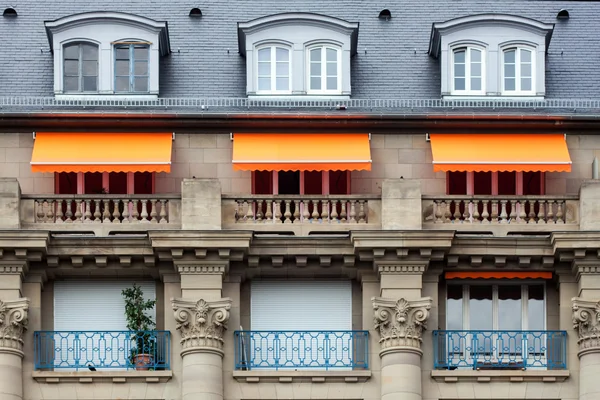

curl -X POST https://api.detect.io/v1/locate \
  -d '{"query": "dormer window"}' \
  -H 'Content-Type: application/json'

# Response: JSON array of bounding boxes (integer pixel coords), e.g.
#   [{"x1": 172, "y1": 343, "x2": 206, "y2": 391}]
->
[
  {"x1": 114, "y1": 43, "x2": 150, "y2": 93},
  {"x1": 256, "y1": 45, "x2": 291, "y2": 94},
  {"x1": 502, "y1": 46, "x2": 534, "y2": 95},
  {"x1": 63, "y1": 42, "x2": 98, "y2": 93},
  {"x1": 308, "y1": 45, "x2": 341, "y2": 94},
  {"x1": 452, "y1": 46, "x2": 484, "y2": 94}
]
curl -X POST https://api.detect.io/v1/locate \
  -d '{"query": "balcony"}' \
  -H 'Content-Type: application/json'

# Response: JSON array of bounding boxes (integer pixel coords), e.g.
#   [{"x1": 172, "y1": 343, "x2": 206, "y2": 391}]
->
[{"x1": 432, "y1": 330, "x2": 567, "y2": 371}]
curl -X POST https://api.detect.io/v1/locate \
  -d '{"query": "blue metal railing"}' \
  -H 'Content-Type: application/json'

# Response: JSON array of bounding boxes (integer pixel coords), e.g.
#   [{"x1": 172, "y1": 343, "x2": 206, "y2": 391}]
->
[
  {"x1": 234, "y1": 330, "x2": 369, "y2": 370},
  {"x1": 34, "y1": 330, "x2": 171, "y2": 370},
  {"x1": 433, "y1": 330, "x2": 567, "y2": 370}
]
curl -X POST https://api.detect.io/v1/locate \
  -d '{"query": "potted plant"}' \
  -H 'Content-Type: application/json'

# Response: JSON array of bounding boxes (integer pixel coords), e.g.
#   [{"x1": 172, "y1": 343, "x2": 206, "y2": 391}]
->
[{"x1": 122, "y1": 284, "x2": 157, "y2": 370}]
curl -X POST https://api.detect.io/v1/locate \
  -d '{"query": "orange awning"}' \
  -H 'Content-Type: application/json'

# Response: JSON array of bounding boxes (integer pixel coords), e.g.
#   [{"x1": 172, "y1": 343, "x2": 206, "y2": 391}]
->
[
  {"x1": 232, "y1": 133, "x2": 371, "y2": 171},
  {"x1": 31, "y1": 132, "x2": 173, "y2": 173},
  {"x1": 445, "y1": 271, "x2": 552, "y2": 280},
  {"x1": 430, "y1": 134, "x2": 571, "y2": 172}
]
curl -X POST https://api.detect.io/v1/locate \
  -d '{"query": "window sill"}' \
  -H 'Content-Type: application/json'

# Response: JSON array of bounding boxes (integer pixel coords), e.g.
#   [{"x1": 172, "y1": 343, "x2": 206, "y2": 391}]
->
[
  {"x1": 247, "y1": 95, "x2": 351, "y2": 101},
  {"x1": 233, "y1": 370, "x2": 371, "y2": 383},
  {"x1": 32, "y1": 370, "x2": 172, "y2": 384},
  {"x1": 431, "y1": 369, "x2": 569, "y2": 383},
  {"x1": 442, "y1": 95, "x2": 545, "y2": 101}
]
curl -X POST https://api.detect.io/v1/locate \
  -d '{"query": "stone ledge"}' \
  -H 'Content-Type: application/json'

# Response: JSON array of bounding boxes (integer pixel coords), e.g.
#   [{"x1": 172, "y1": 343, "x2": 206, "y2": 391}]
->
[
  {"x1": 431, "y1": 369, "x2": 569, "y2": 383},
  {"x1": 32, "y1": 370, "x2": 172, "y2": 384},
  {"x1": 232, "y1": 370, "x2": 371, "y2": 383}
]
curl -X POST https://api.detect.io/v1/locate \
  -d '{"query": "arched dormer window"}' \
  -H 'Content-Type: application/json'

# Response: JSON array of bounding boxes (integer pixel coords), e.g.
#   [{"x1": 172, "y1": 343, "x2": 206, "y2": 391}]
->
[
  {"x1": 256, "y1": 45, "x2": 291, "y2": 94},
  {"x1": 307, "y1": 45, "x2": 341, "y2": 95},
  {"x1": 63, "y1": 42, "x2": 98, "y2": 92},
  {"x1": 451, "y1": 46, "x2": 484, "y2": 95},
  {"x1": 502, "y1": 46, "x2": 535, "y2": 95}
]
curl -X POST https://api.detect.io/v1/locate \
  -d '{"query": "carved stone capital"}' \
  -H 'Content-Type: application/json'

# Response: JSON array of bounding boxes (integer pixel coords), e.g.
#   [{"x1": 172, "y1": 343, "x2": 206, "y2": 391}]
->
[
  {"x1": 572, "y1": 297, "x2": 600, "y2": 357},
  {"x1": 372, "y1": 296, "x2": 432, "y2": 357},
  {"x1": 0, "y1": 298, "x2": 29, "y2": 357},
  {"x1": 171, "y1": 297, "x2": 231, "y2": 357}
]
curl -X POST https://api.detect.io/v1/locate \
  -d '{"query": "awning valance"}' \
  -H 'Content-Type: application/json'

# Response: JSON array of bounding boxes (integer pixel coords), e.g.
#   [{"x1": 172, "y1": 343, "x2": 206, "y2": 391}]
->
[
  {"x1": 31, "y1": 132, "x2": 173, "y2": 173},
  {"x1": 232, "y1": 133, "x2": 371, "y2": 171},
  {"x1": 430, "y1": 134, "x2": 572, "y2": 173},
  {"x1": 445, "y1": 271, "x2": 553, "y2": 280}
]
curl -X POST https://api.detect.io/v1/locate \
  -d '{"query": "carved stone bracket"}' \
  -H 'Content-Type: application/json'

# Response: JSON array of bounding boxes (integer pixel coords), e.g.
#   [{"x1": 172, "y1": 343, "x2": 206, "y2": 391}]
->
[
  {"x1": 0, "y1": 298, "x2": 29, "y2": 357},
  {"x1": 171, "y1": 297, "x2": 232, "y2": 357},
  {"x1": 572, "y1": 297, "x2": 600, "y2": 357},
  {"x1": 372, "y1": 296, "x2": 432, "y2": 357}
]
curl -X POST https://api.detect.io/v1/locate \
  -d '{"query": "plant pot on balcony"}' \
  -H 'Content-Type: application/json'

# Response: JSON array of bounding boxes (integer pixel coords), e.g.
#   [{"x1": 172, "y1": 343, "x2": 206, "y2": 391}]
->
[{"x1": 133, "y1": 353, "x2": 154, "y2": 371}]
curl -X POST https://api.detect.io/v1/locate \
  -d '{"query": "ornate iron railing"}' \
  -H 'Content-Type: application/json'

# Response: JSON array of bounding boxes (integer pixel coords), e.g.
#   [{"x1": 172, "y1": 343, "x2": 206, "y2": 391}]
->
[
  {"x1": 34, "y1": 330, "x2": 171, "y2": 370},
  {"x1": 433, "y1": 330, "x2": 567, "y2": 370},
  {"x1": 234, "y1": 330, "x2": 369, "y2": 370}
]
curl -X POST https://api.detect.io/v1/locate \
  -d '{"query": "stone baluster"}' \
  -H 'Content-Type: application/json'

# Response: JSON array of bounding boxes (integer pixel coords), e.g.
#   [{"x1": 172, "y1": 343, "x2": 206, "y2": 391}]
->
[
  {"x1": 55, "y1": 200, "x2": 64, "y2": 224},
  {"x1": 517, "y1": 200, "x2": 527, "y2": 223},
  {"x1": 322, "y1": 200, "x2": 330, "y2": 223},
  {"x1": 472, "y1": 200, "x2": 480, "y2": 223},
  {"x1": 112, "y1": 199, "x2": 122, "y2": 223},
  {"x1": 36, "y1": 200, "x2": 45, "y2": 223},
  {"x1": 463, "y1": 200, "x2": 472, "y2": 223},
  {"x1": 556, "y1": 200, "x2": 565, "y2": 224},
  {"x1": 480, "y1": 200, "x2": 490, "y2": 223},
  {"x1": 254, "y1": 199, "x2": 263, "y2": 222},
  {"x1": 527, "y1": 200, "x2": 537, "y2": 224},
  {"x1": 150, "y1": 199, "x2": 158, "y2": 223},
  {"x1": 546, "y1": 200, "x2": 555, "y2": 224},
  {"x1": 140, "y1": 199, "x2": 150, "y2": 223},
  {"x1": 442, "y1": 201, "x2": 451, "y2": 223},
  {"x1": 490, "y1": 200, "x2": 499, "y2": 223},
  {"x1": 311, "y1": 200, "x2": 320, "y2": 221},
  {"x1": 537, "y1": 200, "x2": 547, "y2": 224},
  {"x1": 292, "y1": 200, "x2": 300, "y2": 223},
  {"x1": 349, "y1": 200, "x2": 357, "y2": 223},
  {"x1": 45, "y1": 199, "x2": 55, "y2": 223},
  {"x1": 244, "y1": 200, "x2": 254, "y2": 223},
  {"x1": 330, "y1": 200, "x2": 339, "y2": 222},
  {"x1": 74, "y1": 199, "x2": 83, "y2": 223},
  {"x1": 235, "y1": 200, "x2": 243, "y2": 222},
  {"x1": 509, "y1": 200, "x2": 517, "y2": 223},
  {"x1": 274, "y1": 200, "x2": 282, "y2": 223},
  {"x1": 358, "y1": 200, "x2": 366, "y2": 223},
  {"x1": 83, "y1": 200, "x2": 92, "y2": 222},
  {"x1": 159, "y1": 200, "x2": 168, "y2": 223},
  {"x1": 340, "y1": 200, "x2": 347, "y2": 222},
  {"x1": 93, "y1": 199, "x2": 101, "y2": 222},
  {"x1": 131, "y1": 200, "x2": 140, "y2": 222},
  {"x1": 121, "y1": 200, "x2": 130, "y2": 224},
  {"x1": 283, "y1": 200, "x2": 292, "y2": 223},
  {"x1": 102, "y1": 199, "x2": 111, "y2": 223},
  {"x1": 434, "y1": 200, "x2": 443, "y2": 223},
  {"x1": 264, "y1": 199, "x2": 273, "y2": 223},
  {"x1": 499, "y1": 200, "x2": 508, "y2": 223},
  {"x1": 452, "y1": 200, "x2": 462, "y2": 222},
  {"x1": 64, "y1": 200, "x2": 73, "y2": 223}
]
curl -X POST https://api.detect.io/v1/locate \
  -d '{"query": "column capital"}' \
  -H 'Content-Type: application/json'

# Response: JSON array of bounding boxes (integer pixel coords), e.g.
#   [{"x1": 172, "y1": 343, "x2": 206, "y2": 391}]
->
[
  {"x1": 572, "y1": 297, "x2": 600, "y2": 357},
  {"x1": 0, "y1": 298, "x2": 29, "y2": 357},
  {"x1": 171, "y1": 297, "x2": 231, "y2": 357},
  {"x1": 372, "y1": 296, "x2": 432, "y2": 357}
]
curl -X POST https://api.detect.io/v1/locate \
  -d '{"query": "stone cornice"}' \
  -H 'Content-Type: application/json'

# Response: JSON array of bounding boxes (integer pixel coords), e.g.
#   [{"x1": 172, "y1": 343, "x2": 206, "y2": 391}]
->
[
  {"x1": 351, "y1": 231, "x2": 455, "y2": 251},
  {"x1": 372, "y1": 296, "x2": 432, "y2": 357},
  {"x1": 0, "y1": 265, "x2": 26, "y2": 275},
  {"x1": 572, "y1": 297, "x2": 600, "y2": 357},
  {"x1": 0, "y1": 298, "x2": 29, "y2": 357}
]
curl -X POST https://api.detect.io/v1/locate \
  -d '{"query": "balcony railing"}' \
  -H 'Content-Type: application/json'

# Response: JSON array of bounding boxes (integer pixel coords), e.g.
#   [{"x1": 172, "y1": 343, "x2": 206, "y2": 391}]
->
[
  {"x1": 234, "y1": 330, "x2": 369, "y2": 370},
  {"x1": 34, "y1": 330, "x2": 171, "y2": 371},
  {"x1": 433, "y1": 330, "x2": 567, "y2": 370}
]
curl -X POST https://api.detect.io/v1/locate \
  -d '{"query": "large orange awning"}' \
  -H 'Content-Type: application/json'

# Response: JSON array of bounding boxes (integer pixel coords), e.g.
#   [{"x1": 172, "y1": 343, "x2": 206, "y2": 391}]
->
[
  {"x1": 430, "y1": 134, "x2": 572, "y2": 172},
  {"x1": 31, "y1": 132, "x2": 173, "y2": 173},
  {"x1": 232, "y1": 133, "x2": 371, "y2": 171},
  {"x1": 445, "y1": 271, "x2": 552, "y2": 280}
]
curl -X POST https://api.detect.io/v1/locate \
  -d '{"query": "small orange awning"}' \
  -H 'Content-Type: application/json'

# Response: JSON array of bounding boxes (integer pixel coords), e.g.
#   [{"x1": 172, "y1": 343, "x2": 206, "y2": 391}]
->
[
  {"x1": 31, "y1": 132, "x2": 173, "y2": 173},
  {"x1": 232, "y1": 133, "x2": 371, "y2": 171},
  {"x1": 445, "y1": 271, "x2": 552, "y2": 280},
  {"x1": 430, "y1": 134, "x2": 571, "y2": 172}
]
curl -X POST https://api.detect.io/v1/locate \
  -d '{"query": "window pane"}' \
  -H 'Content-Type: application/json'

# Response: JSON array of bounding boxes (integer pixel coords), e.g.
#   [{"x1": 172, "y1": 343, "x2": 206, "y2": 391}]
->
[
  {"x1": 505, "y1": 49, "x2": 516, "y2": 64},
  {"x1": 521, "y1": 77, "x2": 532, "y2": 91},
  {"x1": 276, "y1": 62, "x2": 288, "y2": 76},
  {"x1": 326, "y1": 62, "x2": 337, "y2": 76},
  {"x1": 310, "y1": 62, "x2": 321, "y2": 76},
  {"x1": 310, "y1": 48, "x2": 321, "y2": 62},
  {"x1": 275, "y1": 77, "x2": 289, "y2": 91},
  {"x1": 505, "y1": 78, "x2": 516, "y2": 91},
  {"x1": 310, "y1": 76, "x2": 321, "y2": 90},
  {"x1": 520, "y1": 49, "x2": 532, "y2": 63},
  {"x1": 134, "y1": 46, "x2": 148, "y2": 60},
  {"x1": 82, "y1": 76, "x2": 97, "y2": 91},
  {"x1": 134, "y1": 61, "x2": 148, "y2": 75},
  {"x1": 470, "y1": 77, "x2": 481, "y2": 91},
  {"x1": 454, "y1": 77, "x2": 465, "y2": 91},
  {"x1": 470, "y1": 49, "x2": 481, "y2": 62},
  {"x1": 257, "y1": 77, "x2": 270, "y2": 91},
  {"x1": 134, "y1": 77, "x2": 148, "y2": 92},
  {"x1": 257, "y1": 62, "x2": 270, "y2": 76},
  {"x1": 504, "y1": 64, "x2": 516, "y2": 78},
  {"x1": 258, "y1": 48, "x2": 270, "y2": 62},
  {"x1": 64, "y1": 60, "x2": 79, "y2": 76},
  {"x1": 115, "y1": 47, "x2": 130, "y2": 60},
  {"x1": 471, "y1": 62, "x2": 481, "y2": 77},
  {"x1": 326, "y1": 48, "x2": 337, "y2": 62},
  {"x1": 469, "y1": 286, "x2": 492, "y2": 330},
  {"x1": 115, "y1": 76, "x2": 129, "y2": 92},
  {"x1": 63, "y1": 45, "x2": 79, "y2": 59},
  {"x1": 454, "y1": 49, "x2": 465, "y2": 64},
  {"x1": 116, "y1": 60, "x2": 129, "y2": 76},
  {"x1": 83, "y1": 60, "x2": 97, "y2": 76},
  {"x1": 63, "y1": 76, "x2": 79, "y2": 91},
  {"x1": 528, "y1": 285, "x2": 545, "y2": 330},
  {"x1": 454, "y1": 63, "x2": 465, "y2": 78},
  {"x1": 275, "y1": 47, "x2": 288, "y2": 62},
  {"x1": 326, "y1": 76, "x2": 337, "y2": 90},
  {"x1": 82, "y1": 45, "x2": 98, "y2": 61},
  {"x1": 446, "y1": 285, "x2": 463, "y2": 330},
  {"x1": 521, "y1": 63, "x2": 532, "y2": 78},
  {"x1": 498, "y1": 285, "x2": 522, "y2": 330}
]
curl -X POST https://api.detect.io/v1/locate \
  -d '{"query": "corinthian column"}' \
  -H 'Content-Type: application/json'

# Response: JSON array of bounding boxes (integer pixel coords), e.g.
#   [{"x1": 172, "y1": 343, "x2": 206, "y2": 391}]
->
[
  {"x1": 373, "y1": 296, "x2": 432, "y2": 400},
  {"x1": 0, "y1": 298, "x2": 29, "y2": 400},
  {"x1": 172, "y1": 297, "x2": 231, "y2": 400},
  {"x1": 572, "y1": 297, "x2": 600, "y2": 400}
]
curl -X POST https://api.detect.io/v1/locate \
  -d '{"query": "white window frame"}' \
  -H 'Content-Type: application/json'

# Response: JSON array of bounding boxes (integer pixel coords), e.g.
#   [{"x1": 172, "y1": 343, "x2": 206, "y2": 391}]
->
[
  {"x1": 255, "y1": 45, "x2": 292, "y2": 95},
  {"x1": 501, "y1": 46, "x2": 536, "y2": 95},
  {"x1": 451, "y1": 45, "x2": 485, "y2": 95},
  {"x1": 62, "y1": 41, "x2": 100, "y2": 93},
  {"x1": 306, "y1": 45, "x2": 342, "y2": 95}
]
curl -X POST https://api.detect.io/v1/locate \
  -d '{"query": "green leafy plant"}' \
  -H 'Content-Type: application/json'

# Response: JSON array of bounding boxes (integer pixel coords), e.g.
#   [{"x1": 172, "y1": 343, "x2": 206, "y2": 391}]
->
[{"x1": 122, "y1": 284, "x2": 157, "y2": 366}]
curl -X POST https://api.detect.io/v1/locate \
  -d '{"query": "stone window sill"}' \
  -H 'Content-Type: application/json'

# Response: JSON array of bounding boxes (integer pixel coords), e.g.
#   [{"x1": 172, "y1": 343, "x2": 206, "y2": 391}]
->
[
  {"x1": 431, "y1": 369, "x2": 569, "y2": 383},
  {"x1": 32, "y1": 370, "x2": 172, "y2": 384},
  {"x1": 233, "y1": 370, "x2": 371, "y2": 383}
]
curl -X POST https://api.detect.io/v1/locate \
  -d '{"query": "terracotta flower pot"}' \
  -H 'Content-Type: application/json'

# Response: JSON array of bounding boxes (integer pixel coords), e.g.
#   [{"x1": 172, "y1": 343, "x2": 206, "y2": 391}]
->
[{"x1": 133, "y1": 354, "x2": 153, "y2": 371}]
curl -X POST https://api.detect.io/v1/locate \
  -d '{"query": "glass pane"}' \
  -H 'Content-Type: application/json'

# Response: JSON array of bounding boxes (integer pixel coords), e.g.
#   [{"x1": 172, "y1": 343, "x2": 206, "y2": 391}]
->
[
  {"x1": 471, "y1": 62, "x2": 481, "y2": 77},
  {"x1": 326, "y1": 48, "x2": 337, "y2": 62},
  {"x1": 454, "y1": 63, "x2": 465, "y2": 78},
  {"x1": 504, "y1": 64, "x2": 516, "y2": 78},
  {"x1": 258, "y1": 62, "x2": 270, "y2": 76},
  {"x1": 326, "y1": 76, "x2": 337, "y2": 90},
  {"x1": 115, "y1": 47, "x2": 130, "y2": 60},
  {"x1": 275, "y1": 47, "x2": 288, "y2": 62},
  {"x1": 504, "y1": 49, "x2": 516, "y2": 64},
  {"x1": 469, "y1": 286, "x2": 492, "y2": 330},
  {"x1": 115, "y1": 76, "x2": 129, "y2": 92},
  {"x1": 470, "y1": 49, "x2": 481, "y2": 62},
  {"x1": 326, "y1": 62, "x2": 337, "y2": 76},
  {"x1": 454, "y1": 49, "x2": 465, "y2": 64},
  {"x1": 276, "y1": 77, "x2": 289, "y2": 91},
  {"x1": 498, "y1": 285, "x2": 522, "y2": 330},
  {"x1": 520, "y1": 49, "x2": 532, "y2": 63},
  {"x1": 257, "y1": 77, "x2": 270, "y2": 91},
  {"x1": 446, "y1": 285, "x2": 463, "y2": 330},
  {"x1": 471, "y1": 77, "x2": 481, "y2": 91},
  {"x1": 310, "y1": 76, "x2": 321, "y2": 90},
  {"x1": 134, "y1": 46, "x2": 148, "y2": 60},
  {"x1": 83, "y1": 60, "x2": 97, "y2": 76},
  {"x1": 310, "y1": 48, "x2": 321, "y2": 62},
  {"x1": 454, "y1": 77, "x2": 465, "y2": 91},
  {"x1": 83, "y1": 76, "x2": 97, "y2": 91},
  {"x1": 258, "y1": 48, "x2": 270, "y2": 62},
  {"x1": 528, "y1": 285, "x2": 545, "y2": 330},
  {"x1": 64, "y1": 60, "x2": 79, "y2": 76},
  {"x1": 82, "y1": 45, "x2": 98, "y2": 61},
  {"x1": 63, "y1": 45, "x2": 79, "y2": 60},
  {"x1": 134, "y1": 77, "x2": 148, "y2": 92},
  {"x1": 134, "y1": 61, "x2": 148, "y2": 75},
  {"x1": 521, "y1": 77, "x2": 532, "y2": 91},
  {"x1": 505, "y1": 78, "x2": 516, "y2": 91},
  {"x1": 310, "y1": 62, "x2": 321, "y2": 77},
  {"x1": 63, "y1": 76, "x2": 79, "y2": 91},
  {"x1": 521, "y1": 63, "x2": 532, "y2": 78},
  {"x1": 276, "y1": 62, "x2": 288, "y2": 76},
  {"x1": 115, "y1": 60, "x2": 129, "y2": 76}
]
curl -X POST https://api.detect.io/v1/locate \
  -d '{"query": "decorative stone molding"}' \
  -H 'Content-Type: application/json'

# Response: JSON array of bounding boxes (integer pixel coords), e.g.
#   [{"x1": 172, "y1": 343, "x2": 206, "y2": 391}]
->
[
  {"x1": 377, "y1": 264, "x2": 427, "y2": 274},
  {"x1": 372, "y1": 296, "x2": 432, "y2": 356},
  {"x1": 0, "y1": 298, "x2": 29, "y2": 357},
  {"x1": 172, "y1": 297, "x2": 232, "y2": 357},
  {"x1": 572, "y1": 297, "x2": 600, "y2": 356},
  {"x1": 0, "y1": 265, "x2": 26, "y2": 275},
  {"x1": 177, "y1": 265, "x2": 226, "y2": 275}
]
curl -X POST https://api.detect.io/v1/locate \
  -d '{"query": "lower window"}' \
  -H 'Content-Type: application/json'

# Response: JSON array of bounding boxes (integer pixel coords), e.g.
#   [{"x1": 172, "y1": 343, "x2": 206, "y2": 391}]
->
[{"x1": 55, "y1": 171, "x2": 154, "y2": 194}]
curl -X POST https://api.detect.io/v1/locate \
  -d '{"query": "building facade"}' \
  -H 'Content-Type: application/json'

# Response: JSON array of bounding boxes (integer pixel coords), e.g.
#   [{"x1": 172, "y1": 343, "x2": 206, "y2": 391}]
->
[{"x1": 0, "y1": 2, "x2": 599, "y2": 400}]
